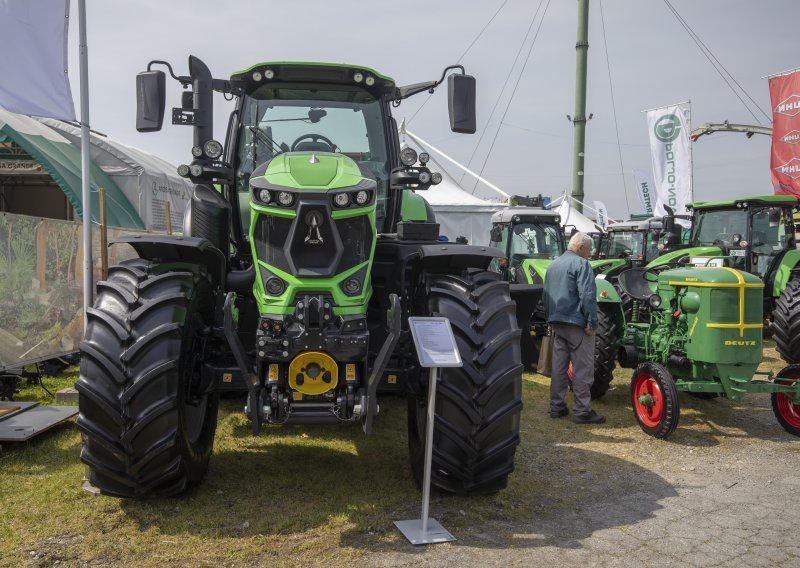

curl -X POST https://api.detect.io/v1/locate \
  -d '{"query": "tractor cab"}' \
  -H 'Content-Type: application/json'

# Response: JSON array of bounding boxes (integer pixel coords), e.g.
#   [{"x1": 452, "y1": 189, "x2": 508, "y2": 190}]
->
[
  {"x1": 688, "y1": 196, "x2": 797, "y2": 278},
  {"x1": 489, "y1": 195, "x2": 564, "y2": 284}
]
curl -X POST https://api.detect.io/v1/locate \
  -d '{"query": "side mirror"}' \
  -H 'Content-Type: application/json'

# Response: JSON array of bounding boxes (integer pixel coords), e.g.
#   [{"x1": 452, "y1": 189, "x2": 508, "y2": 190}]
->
[
  {"x1": 448, "y1": 74, "x2": 476, "y2": 134},
  {"x1": 490, "y1": 225, "x2": 503, "y2": 243},
  {"x1": 136, "y1": 70, "x2": 166, "y2": 132}
]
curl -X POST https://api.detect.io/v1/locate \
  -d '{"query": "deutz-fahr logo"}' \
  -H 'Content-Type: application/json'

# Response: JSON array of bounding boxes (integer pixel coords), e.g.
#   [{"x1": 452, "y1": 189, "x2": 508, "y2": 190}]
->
[
  {"x1": 724, "y1": 340, "x2": 756, "y2": 346},
  {"x1": 774, "y1": 157, "x2": 800, "y2": 180},
  {"x1": 780, "y1": 130, "x2": 800, "y2": 145},
  {"x1": 654, "y1": 114, "x2": 682, "y2": 143},
  {"x1": 775, "y1": 94, "x2": 800, "y2": 117}
]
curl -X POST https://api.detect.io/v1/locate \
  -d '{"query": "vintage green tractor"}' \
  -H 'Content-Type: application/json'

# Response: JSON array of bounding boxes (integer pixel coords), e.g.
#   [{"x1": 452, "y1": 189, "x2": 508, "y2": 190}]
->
[
  {"x1": 488, "y1": 197, "x2": 624, "y2": 398},
  {"x1": 76, "y1": 56, "x2": 525, "y2": 498},
  {"x1": 616, "y1": 265, "x2": 800, "y2": 438},
  {"x1": 641, "y1": 196, "x2": 800, "y2": 363}
]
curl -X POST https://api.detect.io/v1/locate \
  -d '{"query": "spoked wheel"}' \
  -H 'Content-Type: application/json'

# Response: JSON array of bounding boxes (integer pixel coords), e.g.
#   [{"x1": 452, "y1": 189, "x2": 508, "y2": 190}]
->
[
  {"x1": 630, "y1": 361, "x2": 680, "y2": 439},
  {"x1": 772, "y1": 364, "x2": 800, "y2": 437}
]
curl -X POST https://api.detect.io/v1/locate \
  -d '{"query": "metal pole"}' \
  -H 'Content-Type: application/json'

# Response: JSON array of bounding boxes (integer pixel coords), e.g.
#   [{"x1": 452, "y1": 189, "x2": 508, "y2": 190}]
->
[
  {"x1": 78, "y1": 0, "x2": 92, "y2": 328},
  {"x1": 99, "y1": 187, "x2": 107, "y2": 280},
  {"x1": 570, "y1": 0, "x2": 590, "y2": 214},
  {"x1": 421, "y1": 366, "x2": 438, "y2": 536}
]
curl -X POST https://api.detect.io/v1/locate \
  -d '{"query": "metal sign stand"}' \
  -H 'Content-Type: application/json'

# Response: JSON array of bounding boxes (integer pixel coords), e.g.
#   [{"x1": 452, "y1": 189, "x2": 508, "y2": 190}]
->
[{"x1": 394, "y1": 317, "x2": 461, "y2": 545}]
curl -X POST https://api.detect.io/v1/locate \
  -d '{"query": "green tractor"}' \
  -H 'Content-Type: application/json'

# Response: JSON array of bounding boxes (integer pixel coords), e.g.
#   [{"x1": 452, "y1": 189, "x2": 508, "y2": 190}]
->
[
  {"x1": 488, "y1": 197, "x2": 624, "y2": 398},
  {"x1": 642, "y1": 196, "x2": 800, "y2": 363},
  {"x1": 76, "y1": 56, "x2": 525, "y2": 497},
  {"x1": 615, "y1": 264, "x2": 800, "y2": 439}
]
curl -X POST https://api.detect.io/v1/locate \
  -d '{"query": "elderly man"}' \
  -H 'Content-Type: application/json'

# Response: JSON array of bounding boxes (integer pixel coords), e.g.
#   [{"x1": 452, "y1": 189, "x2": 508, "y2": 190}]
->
[{"x1": 543, "y1": 231, "x2": 606, "y2": 424}]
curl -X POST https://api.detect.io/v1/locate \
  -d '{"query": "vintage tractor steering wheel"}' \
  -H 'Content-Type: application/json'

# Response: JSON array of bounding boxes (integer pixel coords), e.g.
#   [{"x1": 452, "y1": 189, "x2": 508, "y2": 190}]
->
[
  {"x1": 291, "y1": 133, "x2": 336, "y2": 152},
  {"x1": 642, "y1": 262, "x2": 682, "y2": 283}
]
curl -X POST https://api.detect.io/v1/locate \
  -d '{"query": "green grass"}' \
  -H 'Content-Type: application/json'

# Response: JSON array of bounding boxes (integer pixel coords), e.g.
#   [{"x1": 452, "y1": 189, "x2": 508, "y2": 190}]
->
[{"x1": 0, "y1": 345, "x2": 794, "y2": 566}]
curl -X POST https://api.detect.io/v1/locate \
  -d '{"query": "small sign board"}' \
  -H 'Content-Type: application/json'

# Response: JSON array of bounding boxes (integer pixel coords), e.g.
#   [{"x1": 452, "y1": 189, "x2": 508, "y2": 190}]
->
[
  {"x1": 408, "y1": 317, "x2": 462, "y2": 368},
  {"x1": 691, "y1": 256, "x2": 724, "y2": 267}
]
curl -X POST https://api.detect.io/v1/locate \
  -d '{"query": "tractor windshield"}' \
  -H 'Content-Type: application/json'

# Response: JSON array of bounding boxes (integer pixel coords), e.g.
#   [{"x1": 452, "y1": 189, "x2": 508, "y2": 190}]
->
[
  {"x1": 492, "y1": 223, "x2": 564, "y2": 268},
  {"x1": 235, "y1": 84, "x2": 389, "y2": 236},
  {"x1": 691, "y1": 209, "x2": 748, "y2": 246},
  {"x1": 603, "y1": 231, "x2": 646, "y2": 260}
]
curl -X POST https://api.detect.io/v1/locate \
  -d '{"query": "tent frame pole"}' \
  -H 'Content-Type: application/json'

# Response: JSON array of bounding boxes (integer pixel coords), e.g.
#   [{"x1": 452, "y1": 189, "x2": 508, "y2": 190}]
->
[{"x1": 78, "y1": 0, "x2": 92, "y2": 329}]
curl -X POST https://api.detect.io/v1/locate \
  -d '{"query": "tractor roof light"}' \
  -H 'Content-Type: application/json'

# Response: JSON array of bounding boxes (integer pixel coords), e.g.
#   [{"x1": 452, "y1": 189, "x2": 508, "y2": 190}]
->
[
  {"x1": 189, "y1": 164, "x2": 203, "y2": 177},
  {"x1": 264, "y1": 69, "x2": 275, "y2": 79},
  {"x1": 191, "y1": 145, "x2": 203, "y2": 158},
  {"x1": 419, "y1": 171, "x2": 431, "y2": 184},
  {"x1": 177, "y1": 164, "x2": 190, "y2": 177},
  {"x1": 353, "y1": 72, "x2": 364, "y2": 83},
  {"x1": 203, "y1": 139, "x2": 223, "y2": 159},
  {"x1": 431, "y1": 172, "x2": 443, "y2": 185},
  {"x1": 252, "y1": 71, "x2": 263, "y2": 82},
  {"x1": 365, "y1": 76, "x2": 375, "y2": 86},
  {"x1": 400, "y1": 147, "x2": 417, "y2": 166}
]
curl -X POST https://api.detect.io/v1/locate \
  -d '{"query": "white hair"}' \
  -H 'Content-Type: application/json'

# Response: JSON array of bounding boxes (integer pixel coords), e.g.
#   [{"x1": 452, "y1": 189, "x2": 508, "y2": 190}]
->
[{"x1": 568, "y1": 231, "x2": 593, "y2": 252}]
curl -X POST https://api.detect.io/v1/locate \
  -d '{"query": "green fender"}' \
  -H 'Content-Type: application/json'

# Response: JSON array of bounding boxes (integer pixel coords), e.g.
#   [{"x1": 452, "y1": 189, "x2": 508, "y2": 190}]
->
[
  {"x1": 646, "y1": 246, "x2": 721, "y2": 268},
  {"x1": 773, "y1": 249, "x2": 800, "y2": 297},
  {"x1": 595, "y1": 277, "x2": 625, "y2": 328}
]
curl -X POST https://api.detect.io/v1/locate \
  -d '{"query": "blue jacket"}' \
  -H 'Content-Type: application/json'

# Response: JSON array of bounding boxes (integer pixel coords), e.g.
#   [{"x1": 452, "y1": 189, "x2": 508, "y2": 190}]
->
[{"x1": 543, "y1": 250, "x2": 598, "y2": 329}]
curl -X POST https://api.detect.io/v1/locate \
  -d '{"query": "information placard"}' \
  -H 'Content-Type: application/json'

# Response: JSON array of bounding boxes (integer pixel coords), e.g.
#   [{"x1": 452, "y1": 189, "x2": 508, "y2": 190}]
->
[{"x1": 408, "y1": 317, "x2": 462, "y2": 368}]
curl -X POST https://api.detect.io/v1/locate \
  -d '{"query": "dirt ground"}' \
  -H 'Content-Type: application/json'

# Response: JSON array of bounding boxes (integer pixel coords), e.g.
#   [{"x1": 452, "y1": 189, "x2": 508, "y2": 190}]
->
[{"x1": 358, "y1": 340, "x2": 800, "y2": 567}]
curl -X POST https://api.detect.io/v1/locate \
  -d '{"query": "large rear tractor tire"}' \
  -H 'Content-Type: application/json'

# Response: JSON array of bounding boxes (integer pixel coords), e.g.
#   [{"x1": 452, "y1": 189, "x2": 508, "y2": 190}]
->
[
  {"x1": 408, "y1": 269, "x2": 523, "y2": 495},
  {"x1": 76, "y1": 259, "x2": 219, "y2": 498},
  {"x1": 772, "y1": 278, "x2": 800, "y2": 364},
  {"x1": 772, "y1": 364, "x2": 800, "y2": 437},
  {"x1": 591, "y1": 306, "x2": 619, "y2": 399},
  {"x1": 630, "y1": 361, "x2": 680, "y2": 439}
]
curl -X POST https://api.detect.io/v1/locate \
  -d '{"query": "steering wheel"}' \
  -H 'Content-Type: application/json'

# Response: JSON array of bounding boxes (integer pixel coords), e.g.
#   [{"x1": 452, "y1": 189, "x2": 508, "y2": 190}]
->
[
  {"x1": 291, "y1": 133, "x2": 336, "y2": 152},
  {"x1": 642, "y1": 261, "x2": 683, "y2": 283}
]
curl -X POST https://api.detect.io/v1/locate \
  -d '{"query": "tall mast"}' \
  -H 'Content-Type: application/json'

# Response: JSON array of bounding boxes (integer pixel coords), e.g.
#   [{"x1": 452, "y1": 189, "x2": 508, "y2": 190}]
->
[{"x1": 570, "y1": 0, "x2": 590, "y2": 213}]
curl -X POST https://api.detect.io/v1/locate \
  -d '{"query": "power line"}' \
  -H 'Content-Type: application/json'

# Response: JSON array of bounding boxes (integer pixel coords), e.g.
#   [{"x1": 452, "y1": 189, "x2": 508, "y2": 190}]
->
[
  {"x1": 460, "y1": 0, "x2": 546, "y2": 184},
  {"x1": 599, "y1": 0, "x2": 631, "y2": 217},
  {"x1": 406, "y1": 0, "x2": 509, "y2": 126},
  {"x1": 661, "y1": 0, "x2": 771, "y2": 125},
  {"x1": 475, "y1": 0, "x2": 553, "y2": 192}
]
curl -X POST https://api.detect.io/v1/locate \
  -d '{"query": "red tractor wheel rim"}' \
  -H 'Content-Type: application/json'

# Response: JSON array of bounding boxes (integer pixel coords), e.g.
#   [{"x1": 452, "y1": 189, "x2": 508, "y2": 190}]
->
[
  {"x1": 776, "y1": 377, "x2": 800, "y2": 429},
  {"x1": 633, "y1": 372, "x2": 664, "y2": 428}
]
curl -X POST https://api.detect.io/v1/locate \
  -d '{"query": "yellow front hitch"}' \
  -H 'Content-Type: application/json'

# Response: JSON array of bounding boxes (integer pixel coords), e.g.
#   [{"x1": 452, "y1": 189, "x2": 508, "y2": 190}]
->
[{"x1": 288, "y1": 351, "x2": 339, "y2": 395}]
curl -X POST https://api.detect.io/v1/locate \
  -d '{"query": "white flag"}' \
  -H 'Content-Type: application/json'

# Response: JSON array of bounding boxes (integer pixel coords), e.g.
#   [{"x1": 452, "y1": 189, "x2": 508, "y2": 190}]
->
[
  {"x1": 632, "y1": 169, "x2": 656, "y2": 215},
  {"x1": 646, "y1": 103, "x2": 692, "y2": 216},
  {"x1": 0, "y1": 0, "x2": 75, "y2": 120},
  {"x1": 593, "y1": 200, "x2": 608, "y2": 230}
]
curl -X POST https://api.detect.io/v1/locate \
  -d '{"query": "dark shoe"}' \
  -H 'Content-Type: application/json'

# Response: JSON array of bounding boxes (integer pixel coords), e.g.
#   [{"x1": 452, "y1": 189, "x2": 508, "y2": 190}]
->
[
  {"x1": 572, "y1": 410, "x2": 606, "y2": 424},
  {"x1": 549, "y1": 407, "x2": 569, "y2": 419}
]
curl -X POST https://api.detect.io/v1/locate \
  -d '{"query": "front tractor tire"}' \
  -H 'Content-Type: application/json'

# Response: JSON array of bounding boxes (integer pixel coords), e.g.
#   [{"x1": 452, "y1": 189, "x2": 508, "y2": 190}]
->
[
  {"x1": 591, "y1": 306, "x2": 619, "y2": 399},
  {"x1": 408, "y1": 269, "x2": 523, "y2": 495},
  {"x1": 772, "y1": 278, "x2": 800, "y2": 364},
  {"x1": 76, "y1": 259, "x2": 219, "y2": 498},
  {"x1": 630, "y1": 361, "x2": 680, "y2": 439}
]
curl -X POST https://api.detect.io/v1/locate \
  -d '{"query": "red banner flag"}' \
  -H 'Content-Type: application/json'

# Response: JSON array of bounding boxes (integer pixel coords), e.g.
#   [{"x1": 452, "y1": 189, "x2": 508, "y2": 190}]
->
[{"x1": 770, "y1": 70, "x2": 800, "y2": 196}]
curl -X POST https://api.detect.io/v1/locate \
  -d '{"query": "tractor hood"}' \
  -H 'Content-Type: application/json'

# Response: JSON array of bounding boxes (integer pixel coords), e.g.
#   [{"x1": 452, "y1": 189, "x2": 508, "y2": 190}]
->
[
  {"x1": 659, "y1": 266, "x2": 763, "y2": 287},
  {"x1": 253, "y1": 152, "x2": 370, "y2": 190}
]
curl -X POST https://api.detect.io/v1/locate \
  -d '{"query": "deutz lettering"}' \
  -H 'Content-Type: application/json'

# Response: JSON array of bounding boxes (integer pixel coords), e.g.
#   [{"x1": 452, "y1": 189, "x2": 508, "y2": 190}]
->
[{"x1": 724, "y1": 340, "x2": 756, "y2": 346}]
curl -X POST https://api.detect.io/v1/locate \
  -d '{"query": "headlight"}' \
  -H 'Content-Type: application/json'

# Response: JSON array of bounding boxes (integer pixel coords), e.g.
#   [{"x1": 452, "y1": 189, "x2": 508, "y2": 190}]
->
[
  {"x1": 265, "y1": 277, "x2": 285, "y2": 296},
  {"x1": 343, "y1": 278, "x2": 361, "y2": 295},
  {"x1": 400, "y1": 147, "x2": 417, "y2": 166},
  {"x1": 648, "y1": 294, "x2": 662, "y2": 309},
  {"x1": 264, "y1": 69, "x2": 275, "y2": 79},
  {"x1": 419, "y1": 152, "x2": 430, "y2": 164},
  {"x1": 191, "y1": 146, "x2": 203, "y2": 158},
  {"x1": 333, "y1": 192, "x2": 351, "y2": 207},
  {"x1": 252, "y1": 71, "x2": 262, "y2": 81},
  {"x1": 418, "y1": 171, "x2": 431, "y2": 184},
  {"x1": 277, "y1": 191, "x2": 294, "y2": 206},
  {"x1": 203, "y1": 139, "x2": 223, "y2": 159},
  {"x1": 189, "y1": 164, "x2": 203, "y2": 177},
  {"x1": 355, "y1": 190, "x2": 369, "y2": 205},
  {"x1": 365, "y1": 76, "x2": 375, "y2": 86},
  {"x1": 431, "y1": 172, "x2": 443, "y2": 184},
  {"x1": 353, "y1": 72, "x2": 364, "y2": 83},
  {"x1": 258, "y1": 189, "x2": 271, "y2": 204},
  {"x1": 177, "y1": 164, "x2": 190, "y2": 177}
]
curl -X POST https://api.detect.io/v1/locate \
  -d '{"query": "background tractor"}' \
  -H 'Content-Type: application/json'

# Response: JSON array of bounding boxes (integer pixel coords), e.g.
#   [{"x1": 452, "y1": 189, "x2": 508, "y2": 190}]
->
[
  {"x1": 488, "y1": 196, "x2": 624, "y2": 398},
  {"x1": 615, "y1": 265, "x2": 800, "y2": 439},
  {"x1": 641, "y1": 196, "x2": 800, "y2": 363},
  {"x1": 77, "y1": 56, "x2": 524, "y2": 498}
]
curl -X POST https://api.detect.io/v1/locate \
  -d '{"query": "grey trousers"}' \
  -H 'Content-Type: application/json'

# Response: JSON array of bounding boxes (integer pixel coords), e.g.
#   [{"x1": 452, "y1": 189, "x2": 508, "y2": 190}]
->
[{"x1": 550, "y1": 323, "x2": 596, "y2": 416}]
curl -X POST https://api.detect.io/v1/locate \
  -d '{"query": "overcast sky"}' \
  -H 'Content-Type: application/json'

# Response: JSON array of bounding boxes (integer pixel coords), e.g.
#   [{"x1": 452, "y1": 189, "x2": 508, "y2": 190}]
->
[{"x1": 66, "y1": 0, "x2": 798, "y2": 219}]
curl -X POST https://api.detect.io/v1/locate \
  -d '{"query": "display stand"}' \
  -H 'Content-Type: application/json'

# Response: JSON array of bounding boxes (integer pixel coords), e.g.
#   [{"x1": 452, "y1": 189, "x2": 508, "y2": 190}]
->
[{"x1": 394, "y1": 317, "x2": 462, "y2": 545}]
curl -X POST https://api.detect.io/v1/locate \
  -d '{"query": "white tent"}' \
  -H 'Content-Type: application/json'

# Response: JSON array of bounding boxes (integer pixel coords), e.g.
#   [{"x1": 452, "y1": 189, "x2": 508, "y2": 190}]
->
[{"x1": 553, "y1": 199, "x2": 603, "y2": 234}]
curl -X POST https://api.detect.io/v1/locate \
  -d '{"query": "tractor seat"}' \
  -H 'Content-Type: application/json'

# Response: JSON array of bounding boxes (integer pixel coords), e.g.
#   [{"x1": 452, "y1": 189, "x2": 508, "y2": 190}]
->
[{"x1": 618, "y1": 267, "x2": 655, "y2": 302}]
